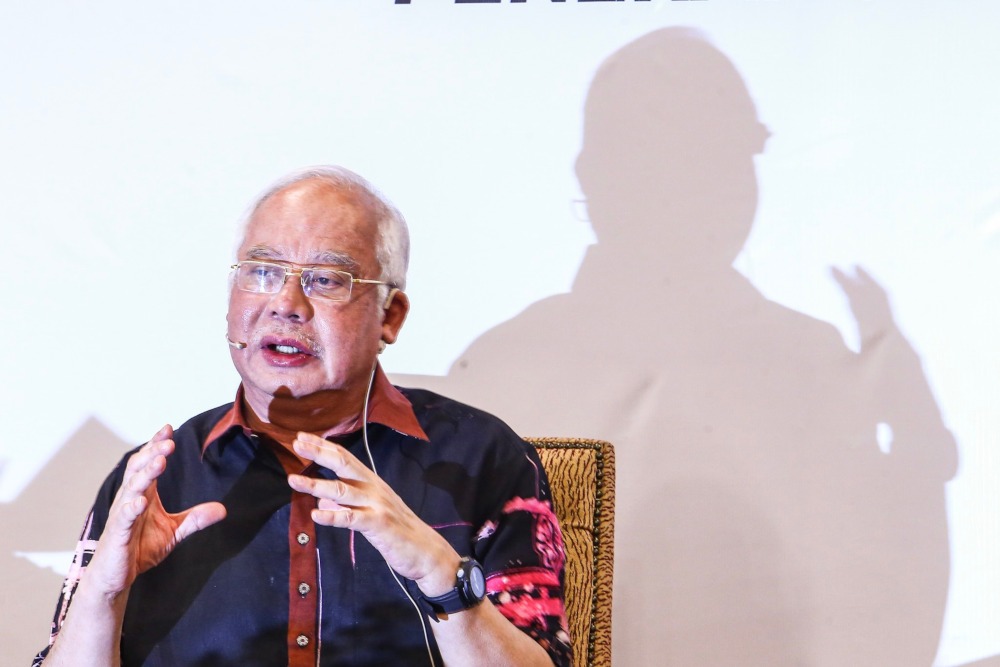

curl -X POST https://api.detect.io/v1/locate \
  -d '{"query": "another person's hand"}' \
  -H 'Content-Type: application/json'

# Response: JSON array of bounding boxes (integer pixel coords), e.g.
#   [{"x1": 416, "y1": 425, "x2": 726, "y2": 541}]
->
[
  {"x1": 87, "y1": 424, "x2": 228, "y2": 598},
  {"x1": 288, "y1": 432, "x2": 460, "y2": 597}
]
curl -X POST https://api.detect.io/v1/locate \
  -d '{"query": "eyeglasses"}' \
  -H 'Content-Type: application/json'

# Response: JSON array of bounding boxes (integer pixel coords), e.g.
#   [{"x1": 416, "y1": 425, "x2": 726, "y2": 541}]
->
[{"x1": 230, "y1": 260, "x2": 391, "y2": 302}]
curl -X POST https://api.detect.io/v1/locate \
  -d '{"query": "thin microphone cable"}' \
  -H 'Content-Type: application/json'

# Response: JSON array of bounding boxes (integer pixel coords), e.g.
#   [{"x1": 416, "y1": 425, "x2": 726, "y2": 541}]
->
[{"x1": 360, "y1": 358, "x2": 437, "y2": 667}]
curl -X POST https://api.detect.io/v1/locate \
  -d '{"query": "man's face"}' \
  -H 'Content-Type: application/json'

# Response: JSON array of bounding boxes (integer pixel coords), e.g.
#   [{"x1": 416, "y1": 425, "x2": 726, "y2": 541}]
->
[{"x1": 226, "y1": 178, "x2": 402, "y2": 414}]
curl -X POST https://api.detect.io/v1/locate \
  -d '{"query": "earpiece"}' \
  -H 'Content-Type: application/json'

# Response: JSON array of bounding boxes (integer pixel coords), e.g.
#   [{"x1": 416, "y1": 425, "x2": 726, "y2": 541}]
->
[
  {"x1": 378, "y1": 288, "x2": 400, "y2": 355},
  {"x1": 383, "y1": 287, "x2": 400, "y2": 310}
]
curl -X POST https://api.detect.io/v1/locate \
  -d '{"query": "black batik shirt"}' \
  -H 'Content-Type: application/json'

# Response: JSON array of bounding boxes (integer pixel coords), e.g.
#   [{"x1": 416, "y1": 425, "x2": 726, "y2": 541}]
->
[{"x1": 35, "y1": 369, "x2": 572, "y2": 666}]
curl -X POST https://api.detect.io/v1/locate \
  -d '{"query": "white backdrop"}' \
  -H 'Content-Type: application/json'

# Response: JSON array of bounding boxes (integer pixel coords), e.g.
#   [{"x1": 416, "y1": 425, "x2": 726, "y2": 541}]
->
[{"x1": 2, "y1": 2, "x2": 999, "y2": 664}]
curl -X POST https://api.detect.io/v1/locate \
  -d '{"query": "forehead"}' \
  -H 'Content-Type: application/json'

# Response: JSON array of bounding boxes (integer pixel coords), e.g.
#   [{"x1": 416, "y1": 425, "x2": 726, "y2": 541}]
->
[{"x1": 240, "y1": 179, "x2": 378, "y2": 267}]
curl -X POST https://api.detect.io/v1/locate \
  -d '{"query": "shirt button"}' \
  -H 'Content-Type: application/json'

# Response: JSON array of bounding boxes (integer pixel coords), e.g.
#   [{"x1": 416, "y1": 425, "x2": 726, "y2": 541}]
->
[
  {"x1": 297, "y1": 532, "x2": 310, "y2": 545},
  {"x1": 298, "y1": 582, "x2": 311, "y2": 597},
  {"x1": 296, "y1": 634, "x2": 309, "y2": 647}
]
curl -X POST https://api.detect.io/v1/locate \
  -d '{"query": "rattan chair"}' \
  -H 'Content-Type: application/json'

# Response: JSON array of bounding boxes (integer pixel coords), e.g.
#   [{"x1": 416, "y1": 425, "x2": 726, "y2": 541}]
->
[{"x1": 526, "y1": 438, "x2": 615, "y2": 667}]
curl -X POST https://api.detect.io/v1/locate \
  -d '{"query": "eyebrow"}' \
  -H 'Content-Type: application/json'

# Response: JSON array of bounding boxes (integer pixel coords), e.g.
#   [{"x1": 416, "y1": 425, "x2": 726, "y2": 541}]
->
[{"x1": 244, "y1": 245, "x2": 361, "y2": 272}]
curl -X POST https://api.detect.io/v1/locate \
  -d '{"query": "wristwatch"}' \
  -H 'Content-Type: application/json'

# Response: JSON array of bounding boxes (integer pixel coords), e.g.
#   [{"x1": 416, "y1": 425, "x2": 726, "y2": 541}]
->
[{"x1": 419, "y1": 556, "x2": 487, "y2": 621}]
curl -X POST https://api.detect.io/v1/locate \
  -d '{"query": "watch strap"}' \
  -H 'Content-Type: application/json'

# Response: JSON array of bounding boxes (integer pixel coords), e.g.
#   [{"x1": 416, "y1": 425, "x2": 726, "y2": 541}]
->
[{"x1": 413, "y1": 556, "x2": 486, "y2": 621}]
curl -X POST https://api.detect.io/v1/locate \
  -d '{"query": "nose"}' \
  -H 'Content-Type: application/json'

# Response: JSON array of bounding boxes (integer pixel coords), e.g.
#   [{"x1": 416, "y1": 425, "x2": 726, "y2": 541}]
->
[{"x1": 268, "y1": 270, "x2": 313, "y2": 322}]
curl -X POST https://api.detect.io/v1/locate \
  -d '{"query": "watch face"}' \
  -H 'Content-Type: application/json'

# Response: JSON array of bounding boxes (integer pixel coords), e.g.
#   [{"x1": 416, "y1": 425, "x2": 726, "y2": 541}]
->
[{"x1": 469, "y1": 562, "x2": 486, "y2": 599}]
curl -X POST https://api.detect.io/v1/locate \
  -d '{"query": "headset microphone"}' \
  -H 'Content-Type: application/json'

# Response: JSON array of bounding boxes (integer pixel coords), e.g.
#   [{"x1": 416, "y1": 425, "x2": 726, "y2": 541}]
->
[{"x1": 226, "y1": 336, "x2": 248, "y2": 350}]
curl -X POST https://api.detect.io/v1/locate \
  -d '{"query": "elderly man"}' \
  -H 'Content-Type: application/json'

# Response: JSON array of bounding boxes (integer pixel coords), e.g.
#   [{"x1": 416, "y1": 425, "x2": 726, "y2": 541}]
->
[{"x1": 35, "y1": 167, "x2": 571, "y2": 666}]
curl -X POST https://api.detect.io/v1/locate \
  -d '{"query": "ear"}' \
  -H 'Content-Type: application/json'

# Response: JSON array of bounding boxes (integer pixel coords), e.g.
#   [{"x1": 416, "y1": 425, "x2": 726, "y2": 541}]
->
[{"x1": 380, "y1": 289, "x2": 409, "y2": 346}]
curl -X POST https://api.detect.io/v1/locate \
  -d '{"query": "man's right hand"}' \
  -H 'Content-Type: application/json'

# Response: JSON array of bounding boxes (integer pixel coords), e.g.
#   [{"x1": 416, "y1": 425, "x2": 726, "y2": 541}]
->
[
  {"x1": 88, "y1": 424, "x2": 228, "y2": 598},
  {"x1": 45, "y1": 425, "x2": 227, "y2": 665}
]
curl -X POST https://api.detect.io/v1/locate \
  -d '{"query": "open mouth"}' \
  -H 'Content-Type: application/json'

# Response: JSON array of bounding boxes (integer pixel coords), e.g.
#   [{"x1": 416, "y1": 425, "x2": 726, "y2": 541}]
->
[
  {"x1": 259, "y1": 336, "x2": 315, "y2": 366},
  {"x1": 269, "y1": 344, "x2": 307, "y2": 355}
]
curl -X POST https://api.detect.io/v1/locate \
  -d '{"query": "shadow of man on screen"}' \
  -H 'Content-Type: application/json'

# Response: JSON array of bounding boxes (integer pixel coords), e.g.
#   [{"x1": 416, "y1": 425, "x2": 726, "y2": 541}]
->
[{"x1": 397, "y1": 27, "x2": 958, "y2": 665}]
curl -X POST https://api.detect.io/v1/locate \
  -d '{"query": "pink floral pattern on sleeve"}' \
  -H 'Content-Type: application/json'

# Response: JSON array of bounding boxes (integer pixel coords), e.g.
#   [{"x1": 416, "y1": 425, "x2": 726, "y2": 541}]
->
[
  {"x1": 481, "y1": 495, "x2": 572, "y2": 666},
  {"x1": 502, "y1": 496, "x2": 566, "y2": 573}
]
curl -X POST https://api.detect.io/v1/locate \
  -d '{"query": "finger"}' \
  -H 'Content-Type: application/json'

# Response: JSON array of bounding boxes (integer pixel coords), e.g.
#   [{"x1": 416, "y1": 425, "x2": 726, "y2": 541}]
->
[
  {"x1": 117, "y1": 425, "x2": 177, "y2": 504},
  {"x1": 150, "y1": 424, "x2": 173, "y2": 443},
  {"x1": 317, "y1": 498, "x2": 349, "y2": 511},
  {"x1": 117, "y1": 452, "x2": 168, "y2": 510},
  {"x1": 116, "y1": 494, "x2": 150, "y2": 529},
  {"x1": 308, "y1": 503, "x2": 439, "y2": 581},
  {"x1": 101, "y1": 488, "x2": 152, "y2": 547},
  {"x1": 292, "y1": 433, "x2": 370, "y2": 481},
  {"x1": 174, "y1": 502, "x2": 228, "y2": 542},
  {"x1": 288, "y1": 473, "x2": 365, "y2": 507},
  {"x1": 124, "y1": 426, "x2": 175, "y2": 478},
  {"x1": 311, "y1": 506, "x2": 360, "y2": 529}
]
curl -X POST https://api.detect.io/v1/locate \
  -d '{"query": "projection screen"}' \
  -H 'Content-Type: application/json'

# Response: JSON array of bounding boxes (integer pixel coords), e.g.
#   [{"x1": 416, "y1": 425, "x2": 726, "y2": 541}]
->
[{"x1": 2, "y1": 2, "x2": 998, "y2": 665}]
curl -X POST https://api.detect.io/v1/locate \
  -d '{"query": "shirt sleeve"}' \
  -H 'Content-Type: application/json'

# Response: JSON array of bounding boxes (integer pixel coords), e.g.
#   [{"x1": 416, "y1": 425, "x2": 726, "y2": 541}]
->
[
  {"x1": 473, "y1": 441, "x2": 573, "y2": 667},
  {"x1": 31, "y1": 510, "x2": 101, "y2": 665},
  {"x1": 32, "y1": 452, "x2": 131, "y2": 665}
]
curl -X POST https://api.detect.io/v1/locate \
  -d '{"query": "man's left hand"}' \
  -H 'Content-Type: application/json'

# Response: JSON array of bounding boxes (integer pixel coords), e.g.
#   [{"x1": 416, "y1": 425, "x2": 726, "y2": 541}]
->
[{"x1": 287, "y1": 432, "x2": 460, "y2": 598}]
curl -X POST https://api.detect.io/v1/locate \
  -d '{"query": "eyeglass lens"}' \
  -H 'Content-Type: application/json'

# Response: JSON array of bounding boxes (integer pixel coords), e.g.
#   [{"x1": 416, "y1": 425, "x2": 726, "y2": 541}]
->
[{"x1": 235, "y1": 262, "x2": 352, "y2": 301}]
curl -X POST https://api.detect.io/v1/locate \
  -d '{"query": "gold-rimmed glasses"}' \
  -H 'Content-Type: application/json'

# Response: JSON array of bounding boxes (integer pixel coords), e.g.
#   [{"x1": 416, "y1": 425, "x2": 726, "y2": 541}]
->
[{"x1": 230, "y1": 261, "x2": 391, "y2": 302}]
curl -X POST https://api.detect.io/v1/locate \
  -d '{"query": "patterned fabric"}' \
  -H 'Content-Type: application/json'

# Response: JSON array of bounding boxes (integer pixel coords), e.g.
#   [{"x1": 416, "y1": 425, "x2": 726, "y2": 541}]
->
[
  {"x1": 34, "y1": 388, "x2": 571, "y2": 666},
  {"x1": 42, "y1": 513, "x2": 100, "y2": 650},
  {"x1": 528, "y1": 439, "x2": 616, "y2": 667}
]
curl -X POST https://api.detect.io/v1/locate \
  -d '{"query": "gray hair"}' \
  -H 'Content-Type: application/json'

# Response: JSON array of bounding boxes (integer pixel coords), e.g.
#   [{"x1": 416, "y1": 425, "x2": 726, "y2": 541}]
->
[{"x1": 235, "y1": 165, "x2": 410, "y2": 293}]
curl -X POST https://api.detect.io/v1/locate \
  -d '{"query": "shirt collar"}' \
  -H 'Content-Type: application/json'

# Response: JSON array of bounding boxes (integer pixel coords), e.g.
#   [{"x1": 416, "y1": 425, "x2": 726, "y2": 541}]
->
[{"x1": 204, "y1": 363, "x2": 429, "y2": 452}]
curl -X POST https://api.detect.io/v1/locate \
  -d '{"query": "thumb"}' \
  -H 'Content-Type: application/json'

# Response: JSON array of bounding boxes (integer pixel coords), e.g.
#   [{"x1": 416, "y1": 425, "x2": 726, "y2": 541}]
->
[{"x1": 174, "y1": 502, "x2": 227, "y2": 542}]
